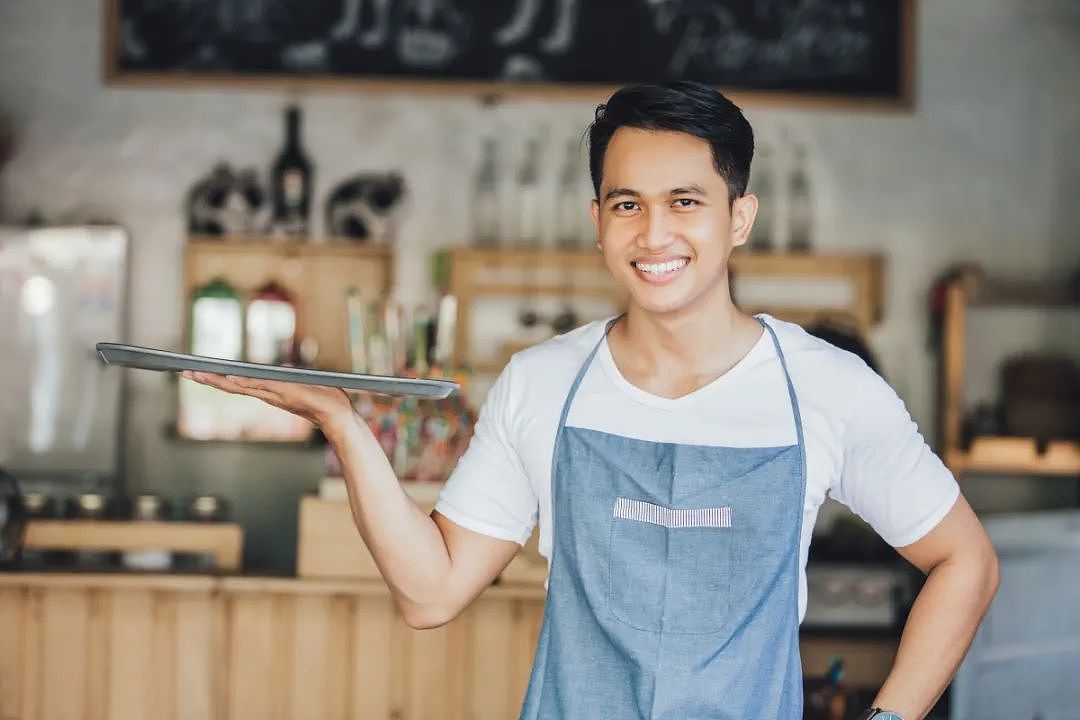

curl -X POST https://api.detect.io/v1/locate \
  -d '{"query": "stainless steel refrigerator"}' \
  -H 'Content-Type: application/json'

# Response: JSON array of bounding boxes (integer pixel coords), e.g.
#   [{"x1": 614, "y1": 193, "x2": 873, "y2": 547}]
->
[{"x1": 0, "y1": 225, "x2": 128, "y2": 490}]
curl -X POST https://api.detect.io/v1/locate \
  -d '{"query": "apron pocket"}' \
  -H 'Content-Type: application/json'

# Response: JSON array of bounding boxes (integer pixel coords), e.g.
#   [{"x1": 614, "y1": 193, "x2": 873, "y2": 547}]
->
[{"x1": 608, "y1": 498, "x2": 734, "y2": 634}]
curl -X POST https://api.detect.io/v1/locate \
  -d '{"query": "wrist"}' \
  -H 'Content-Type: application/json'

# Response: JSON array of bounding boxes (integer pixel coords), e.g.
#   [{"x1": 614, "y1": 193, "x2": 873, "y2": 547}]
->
[
  {"x1": 857, "y1": 709, "x2": 904, "y2": 720},
  {"x1": 321, "y1": 404, "x2": 363, "y2": 446}
]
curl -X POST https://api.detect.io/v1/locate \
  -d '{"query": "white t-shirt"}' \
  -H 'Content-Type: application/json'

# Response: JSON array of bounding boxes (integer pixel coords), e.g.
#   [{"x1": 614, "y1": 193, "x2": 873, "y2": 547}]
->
[{"x1": 435, "y1": 315, "x2": 959, "y2": 620}]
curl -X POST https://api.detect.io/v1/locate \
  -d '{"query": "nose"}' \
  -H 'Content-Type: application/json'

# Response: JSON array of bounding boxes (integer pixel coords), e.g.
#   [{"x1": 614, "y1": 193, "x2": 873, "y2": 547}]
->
[{"x1": 637, "y1": 206, "x2": 676, "y2": 252}]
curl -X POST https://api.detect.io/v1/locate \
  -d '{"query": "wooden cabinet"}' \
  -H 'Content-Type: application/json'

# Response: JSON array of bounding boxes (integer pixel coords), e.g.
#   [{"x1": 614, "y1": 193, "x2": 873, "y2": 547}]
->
[
  {"x1": 184, "y1": 238, "x2": 394, "y2": 374},
  {"x1": 0, "y1": 574, "x2": 544, "y2": 720},
  {"x1": 0, "y1": 574, "x2": 899, "y2": 719}
]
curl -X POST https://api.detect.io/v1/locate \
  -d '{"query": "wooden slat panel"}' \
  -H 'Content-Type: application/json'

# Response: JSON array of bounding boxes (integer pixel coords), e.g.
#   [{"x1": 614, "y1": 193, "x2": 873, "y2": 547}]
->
[
  {"x1": 348, "y1": 594, "x2": 398, "y2": 720},
  {"x1": 323, "y1": 596, "x2": 353, "y2": 720},
  {"x1": 509, "y1": 599, "x2": 545, "y2": 711},
  {"x1": 152, "y1": 593, "x2": 179, "y2": 720},
  {"x1": 106, "y1": 590, "x2": 156, "y2": 720},
  {"x1": 0, "y1": 587, "x2": 25, "y2": 719},
  {"x1": 174, "y1": 592, "x2": 218, "y2": 720},
  {"x1": 465, "y1": 598, "x2": 516, "y2": 720},
  {"x1": 226, "y1": 595, "x2": 278, "y2": 720},
  {"x1": 40, "y1": 589, "x2": 91, "y2": 720},
  {"x1": 289, "y1": 595, "x2": 337, "y2": 720},
  {"x1": 18, "y1": 589, "x2": 42, "y2": 720},
  {"x1": 404, "y1": 621, "x2": 456, "y2": 720},
  {"x1": 84, "y1": 590, "x2": 110, "y2": 720}
]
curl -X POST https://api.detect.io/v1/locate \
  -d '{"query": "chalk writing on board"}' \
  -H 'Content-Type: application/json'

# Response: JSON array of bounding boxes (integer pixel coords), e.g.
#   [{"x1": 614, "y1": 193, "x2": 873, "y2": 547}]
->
[
  {"x1": 112, "y1": 0, "x2": 907, "y2": 101},
  {"x1": 648, "y1": 1, "x2": 874, "y2": 80}
]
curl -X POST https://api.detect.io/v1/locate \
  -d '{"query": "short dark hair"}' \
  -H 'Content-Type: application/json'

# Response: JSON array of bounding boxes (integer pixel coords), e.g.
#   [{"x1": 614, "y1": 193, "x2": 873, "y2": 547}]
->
[{"x1": 586, "y1": 81, "x2": 754, "y2": 204}]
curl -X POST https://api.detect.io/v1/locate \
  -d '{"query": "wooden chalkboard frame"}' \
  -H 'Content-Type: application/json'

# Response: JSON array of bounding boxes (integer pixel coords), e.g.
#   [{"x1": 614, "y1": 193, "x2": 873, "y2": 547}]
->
[{"x1": 102, "y1": 0, "x2": 916, "y2": 111}]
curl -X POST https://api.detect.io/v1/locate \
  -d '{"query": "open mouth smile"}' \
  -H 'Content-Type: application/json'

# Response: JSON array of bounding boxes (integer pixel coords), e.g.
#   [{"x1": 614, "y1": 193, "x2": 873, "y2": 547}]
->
[{"x1": 631, "y1": 257, "x2": 688, "y2": 284}]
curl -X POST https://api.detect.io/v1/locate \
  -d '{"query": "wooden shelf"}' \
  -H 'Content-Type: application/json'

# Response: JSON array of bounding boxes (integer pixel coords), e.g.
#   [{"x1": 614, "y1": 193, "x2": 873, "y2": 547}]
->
[
  {"x1": 947, "y1": 437, "x2": 1080, "y2": 477},
  {"x1": 185, "y1": 237, "x2": 394, "y2": 374},
  {"x1": 939, "y1": 271, "x2": 1080, "y2": 479},
  {"x1": 444, "y1": 246, "x2": 884, "y2": 371},
  {"x1": 23, "y1": 520, "x2": 244, "y2": 571},
  {"x1": 187, "y1": 236, "x2": 394, "y2": 258}
]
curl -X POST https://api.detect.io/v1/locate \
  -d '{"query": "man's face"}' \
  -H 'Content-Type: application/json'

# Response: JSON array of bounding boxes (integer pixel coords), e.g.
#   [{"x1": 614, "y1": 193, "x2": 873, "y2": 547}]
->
[{"x1": 590, "y1": 127, "x2": 756, "y2": 318}]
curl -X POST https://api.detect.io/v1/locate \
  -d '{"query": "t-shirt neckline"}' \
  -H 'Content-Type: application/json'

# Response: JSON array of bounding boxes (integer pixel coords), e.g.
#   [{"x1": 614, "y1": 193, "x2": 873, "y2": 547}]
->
[{"x1": 595, "y1": 314, "x2": 775, "y2": 410}]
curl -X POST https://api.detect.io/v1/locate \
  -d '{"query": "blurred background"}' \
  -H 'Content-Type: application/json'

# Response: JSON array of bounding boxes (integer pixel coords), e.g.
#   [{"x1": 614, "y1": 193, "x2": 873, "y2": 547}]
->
[{"x1": 0, "y1": 1, "x2": 1077, "y2": 719}]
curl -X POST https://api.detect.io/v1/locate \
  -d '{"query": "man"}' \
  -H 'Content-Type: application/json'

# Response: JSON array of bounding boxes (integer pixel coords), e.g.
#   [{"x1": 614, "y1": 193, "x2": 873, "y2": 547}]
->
[{"x1": 186, "y1": 82, "x2": 999, "y2": 720}]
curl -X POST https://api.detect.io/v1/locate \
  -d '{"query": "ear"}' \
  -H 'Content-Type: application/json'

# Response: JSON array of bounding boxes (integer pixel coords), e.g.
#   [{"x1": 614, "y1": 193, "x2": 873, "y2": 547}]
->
[
  {"x1": 730, "y1": 193, "x2": 758, "y2": 249},
  {"x1": 590, "y1": 199, "x2": 601, "y2": 249}
]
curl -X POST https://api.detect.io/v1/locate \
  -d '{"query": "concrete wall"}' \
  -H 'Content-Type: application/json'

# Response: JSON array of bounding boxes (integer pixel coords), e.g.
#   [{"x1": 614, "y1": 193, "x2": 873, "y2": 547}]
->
[{"x1": 1, "y1": 1, "x2": 1077, "y2": 571}]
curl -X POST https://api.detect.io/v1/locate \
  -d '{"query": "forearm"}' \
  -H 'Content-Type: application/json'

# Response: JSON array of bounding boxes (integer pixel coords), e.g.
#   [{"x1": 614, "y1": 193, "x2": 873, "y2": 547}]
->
[
  {"x1": 324, "y1": 412, "x2": 456, "y2": 624},
  {"x1": 873, "y1": 549, "x2": 999, "y2": 719}
]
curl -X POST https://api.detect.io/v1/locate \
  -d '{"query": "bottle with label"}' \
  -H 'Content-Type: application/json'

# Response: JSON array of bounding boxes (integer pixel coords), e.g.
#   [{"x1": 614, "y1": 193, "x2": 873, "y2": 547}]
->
[
  {"x1": 190, "y1": 278, "x2": 243, "y2": 359},
  {"x1": 245, "y1": 281, "x2": 297, "y2": 365},
  {"x1": 473, "y1": 138, "x2": 500, "y2": 248},
  {"x1": 271, "y1": 105, "x2": 313, "y2": 239},
  {"x1": 181, "y1": 278, "x2": 244, "y2": 439},
  {"x1": 788, "y1": 144, "x2": 813, "y2": 253},
  {"x1": 748, "y1": 145, "x2": 776, "y2": 252}
]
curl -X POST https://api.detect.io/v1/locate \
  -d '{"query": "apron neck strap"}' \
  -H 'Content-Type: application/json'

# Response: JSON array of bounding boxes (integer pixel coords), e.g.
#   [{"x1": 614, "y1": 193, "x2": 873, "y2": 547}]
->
[{"x1": 756, "y1": 316, "x2": 805, "y2": 450}]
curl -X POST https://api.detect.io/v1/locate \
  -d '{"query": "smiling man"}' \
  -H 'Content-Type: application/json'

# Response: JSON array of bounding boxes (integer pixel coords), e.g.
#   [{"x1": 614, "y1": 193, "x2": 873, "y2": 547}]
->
[{"x1": 186, "y1": 82, "x2": 999, "y2": 720}]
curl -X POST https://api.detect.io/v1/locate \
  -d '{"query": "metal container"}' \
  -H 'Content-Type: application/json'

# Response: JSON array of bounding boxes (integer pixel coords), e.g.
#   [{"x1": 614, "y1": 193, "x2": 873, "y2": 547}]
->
[
  {"x1": 188, "y1": 494, "x2": 228, "y2": 523},
  {"x1": 122, "y1": 493, "x2": 172, "y2": 572}
]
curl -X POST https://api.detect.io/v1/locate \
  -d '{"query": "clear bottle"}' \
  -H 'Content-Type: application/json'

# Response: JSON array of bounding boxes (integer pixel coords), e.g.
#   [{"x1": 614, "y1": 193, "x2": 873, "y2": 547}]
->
[
  {"x1": 515, "y1": 138, "x2": 543, "y2": 249},
  {"x1": 473, "y1": 138, "x2": 500, "y2": 248},
  {"x1": 748, "y1": 145, "x2": 775, "y2": 252},
  {"x1": 788, "y1": 144, "x2": 813, "y2": 253},
  {"x1": 554, "y1": 140, "x2": 583, "y2": 250}
]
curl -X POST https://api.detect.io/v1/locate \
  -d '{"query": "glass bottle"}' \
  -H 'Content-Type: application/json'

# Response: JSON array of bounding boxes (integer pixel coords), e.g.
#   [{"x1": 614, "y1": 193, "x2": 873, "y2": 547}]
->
[
  {"x1": 271, "y1": 105, "x2": 313, "y2": 239},
  {"x1": 554, "y1": 140, "x2": 583, "y2": 250},
  {"x1": 788, "y1": 144, "x2": 813, "y2": 253},
  {"x1": 515, "y1": 138, "x2": 543, "y2": 249},
  {"x1": 473, "y1": 138, "x2": 500, "y2": 248},
  {"x1": 748, "y1": 145, "x2": 775, "y2": 252}
]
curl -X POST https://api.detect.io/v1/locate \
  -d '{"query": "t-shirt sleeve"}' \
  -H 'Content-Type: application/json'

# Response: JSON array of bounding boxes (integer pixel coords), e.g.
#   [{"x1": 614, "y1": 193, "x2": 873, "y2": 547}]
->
[
  {"x1": 830, "y1": 365, "x2": 960, "y2": 548},
  {"x1": 435, "y1": 359, "x2": 537, "y2": 546}
]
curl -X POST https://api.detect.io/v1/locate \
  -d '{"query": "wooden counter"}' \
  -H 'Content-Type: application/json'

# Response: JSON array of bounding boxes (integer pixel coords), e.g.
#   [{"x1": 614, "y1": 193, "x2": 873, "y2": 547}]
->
[
  {"x1": 0, "y1": 573, "x2": 545, "y2": 720},
  {"x1": 0, "y1": 572, "x2": 897, "y2": 720}
]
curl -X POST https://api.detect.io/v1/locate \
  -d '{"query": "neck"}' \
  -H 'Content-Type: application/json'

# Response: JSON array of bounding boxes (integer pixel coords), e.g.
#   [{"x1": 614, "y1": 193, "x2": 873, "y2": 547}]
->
[{"x1": 613, "y1": 277, "x2": 759, "y2": 377}]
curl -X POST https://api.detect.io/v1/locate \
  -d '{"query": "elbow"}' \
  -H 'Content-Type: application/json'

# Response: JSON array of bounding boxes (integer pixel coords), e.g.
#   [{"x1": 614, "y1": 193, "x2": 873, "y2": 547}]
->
[{"x1": 399, "y1": 601, "x2": 458, "y2": 630}]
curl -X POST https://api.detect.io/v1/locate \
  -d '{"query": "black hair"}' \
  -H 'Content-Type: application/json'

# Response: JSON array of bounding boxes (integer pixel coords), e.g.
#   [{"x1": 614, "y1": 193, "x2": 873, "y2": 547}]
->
[{"x1": 586, "y1": 81, "x2": 754, "y2": 205}]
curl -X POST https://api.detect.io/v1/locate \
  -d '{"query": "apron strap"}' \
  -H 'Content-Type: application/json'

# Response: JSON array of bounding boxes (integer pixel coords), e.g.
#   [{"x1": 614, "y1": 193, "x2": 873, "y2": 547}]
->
[
  {"x1": 555, "y1": 316, "x2": 618, "y2": 432},
  {"x1": 756, "y1": 316, "x2": 806, "y2": 451}
]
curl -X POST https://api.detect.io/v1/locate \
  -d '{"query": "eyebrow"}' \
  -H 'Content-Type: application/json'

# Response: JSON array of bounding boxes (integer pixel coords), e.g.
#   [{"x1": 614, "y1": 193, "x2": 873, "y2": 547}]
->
[{"x1": 602, "y1": 184, "x2": 709, "y2": 202}]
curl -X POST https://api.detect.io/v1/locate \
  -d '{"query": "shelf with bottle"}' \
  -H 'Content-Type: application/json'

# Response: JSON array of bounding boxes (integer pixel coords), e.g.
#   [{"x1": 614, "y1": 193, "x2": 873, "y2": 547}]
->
[
  {"x1": 178, "y1": 238, "x2": 395, "y2": 443},
  {"x1": 939, "y1": 267, "x2": 1080, "y2": 479},
  {"x1": 443, "y1": 245, "x2": 884, "y2": 373}
]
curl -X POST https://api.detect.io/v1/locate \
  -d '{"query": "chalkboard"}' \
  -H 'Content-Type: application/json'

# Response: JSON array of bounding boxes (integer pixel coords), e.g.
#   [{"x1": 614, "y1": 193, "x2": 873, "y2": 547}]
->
[{"x1": 105, "y1": 0, "x2": 915, "y2": 107}]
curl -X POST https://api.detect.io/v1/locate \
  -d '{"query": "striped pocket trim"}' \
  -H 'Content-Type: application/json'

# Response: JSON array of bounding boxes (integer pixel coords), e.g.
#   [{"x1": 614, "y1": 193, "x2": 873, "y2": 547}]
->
[{"x1": 613, "y1": 497, "x2": 732, "y2": 529}]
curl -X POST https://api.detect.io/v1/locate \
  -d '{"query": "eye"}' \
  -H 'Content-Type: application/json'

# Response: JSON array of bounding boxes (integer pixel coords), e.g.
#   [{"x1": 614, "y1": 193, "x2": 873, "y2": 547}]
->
[
  {"x1": 612, "y1": 201, "x2": 639, "y2": 213},
  {"x1": 673, "y1": 198, "x2": 700, "y2": 208}
]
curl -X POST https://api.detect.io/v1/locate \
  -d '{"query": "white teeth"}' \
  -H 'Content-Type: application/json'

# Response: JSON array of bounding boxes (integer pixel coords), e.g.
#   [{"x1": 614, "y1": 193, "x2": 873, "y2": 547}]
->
[{"x1": 634, "y1": 259, "x2": 687, "y2": 275}]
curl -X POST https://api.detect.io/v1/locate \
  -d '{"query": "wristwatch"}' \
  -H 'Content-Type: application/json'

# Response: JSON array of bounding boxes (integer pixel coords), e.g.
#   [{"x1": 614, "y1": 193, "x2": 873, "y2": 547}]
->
[{"x1": 856, "y1": 709, "x2": 904, "y2": 720}]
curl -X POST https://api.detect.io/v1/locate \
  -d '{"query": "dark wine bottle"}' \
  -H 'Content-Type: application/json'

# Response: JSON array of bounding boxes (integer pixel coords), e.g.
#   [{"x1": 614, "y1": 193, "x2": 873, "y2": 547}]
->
[{"x1": 271, "y1": 105, "x2": 313, "y2": 238}]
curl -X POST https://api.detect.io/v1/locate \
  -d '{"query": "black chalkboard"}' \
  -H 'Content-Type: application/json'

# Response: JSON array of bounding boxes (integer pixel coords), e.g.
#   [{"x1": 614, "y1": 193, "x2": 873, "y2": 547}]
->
[{"x1": 106, "y1": 0, "x2": 914, "y2": 106}]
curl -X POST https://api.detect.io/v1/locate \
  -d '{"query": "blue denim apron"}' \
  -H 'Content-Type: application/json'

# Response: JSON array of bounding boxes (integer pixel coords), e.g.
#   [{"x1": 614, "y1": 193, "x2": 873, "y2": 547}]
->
[{"x1": 520, "y1": 317, "x2": 807, "y2": 719}]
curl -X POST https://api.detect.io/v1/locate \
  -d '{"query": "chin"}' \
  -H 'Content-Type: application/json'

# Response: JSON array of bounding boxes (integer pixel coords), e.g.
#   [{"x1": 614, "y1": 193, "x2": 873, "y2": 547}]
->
[{"x1": 627, "y1": 288, "x2": 700, "y2": 317}]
